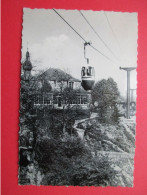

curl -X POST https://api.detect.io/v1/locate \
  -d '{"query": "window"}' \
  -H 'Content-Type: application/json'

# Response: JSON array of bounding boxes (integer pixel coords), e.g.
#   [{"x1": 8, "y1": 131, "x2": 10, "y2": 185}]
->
[
  {"x1": 87, "y1": 67, "x2": 92, "y2": 76},
  {"x1": 34, "y1": 94, "x2": 42, "y2": 104},
  {"x1": 34, "y1": 93, "x2": 53, "y2": 105},
  {"x1": 77, "y1": 95, "x2": 81, "y2": 104},
  {"x1": 44, "y1": 99, "x2": 51, "y2": 104},
  {"x1": 39, "y1": 94, "x2": 43, "y2": 104},
  {"x1": 34, "y1": 94, "x2": 38, "y2": 104},
  {"x1": 82, "y1": 67, "x2": 86, "y2": 76},
  {"x1": 83, "y1": 96, "x2": 87, "y2": 104},
  {"x1": 81, "y1": 97, "x2": 84, "y2": 104},
  {"x1": 69, "y1": 82, "x2": 74, "y2": 89},
  {"x1": 72, "y1": 100, "x2": 76, "y2": 104},
  {"x1": 53, "y1": 95, "x2": 57, "y2": 104}
]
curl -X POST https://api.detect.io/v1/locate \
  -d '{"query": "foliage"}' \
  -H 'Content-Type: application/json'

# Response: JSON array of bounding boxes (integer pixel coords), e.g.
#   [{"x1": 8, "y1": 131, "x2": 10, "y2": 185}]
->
[
  {"x1": 20, "y1": 80, "x2": 38, "y2": 148},
  {"x1": 40, "y1": 79, "x2": 52, "y2": 92},
  {"x1": 79, "y1": 118, "x2": 135, "y2": 153},
  {"x1": 19, "y1": 73, "x2": 121, "y2": 186},
  {"x1": 35, "y1": 135, "x2": 115, "y2": 186},
  {"x1": 62, "y1": 87, "x2": 77, "y2": 105},
  {"x1": 92, "y1": 78, "x2": 120, "y2": 123},
  {"x1": 51, "y1": 87, "x2": 83, "y2": 135}
]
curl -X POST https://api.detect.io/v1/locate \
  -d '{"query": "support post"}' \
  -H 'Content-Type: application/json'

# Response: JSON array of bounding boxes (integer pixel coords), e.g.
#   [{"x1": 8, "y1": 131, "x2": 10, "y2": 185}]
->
[
  {"x1": 130, "y1": 89, "x2": 136, "y2": 102},
  {"x1": 127, "y1": 71, "x2": 130, "y2": 119},
  {"x1": 120, "y1": 67, "x2": 136, "y2": 119}
]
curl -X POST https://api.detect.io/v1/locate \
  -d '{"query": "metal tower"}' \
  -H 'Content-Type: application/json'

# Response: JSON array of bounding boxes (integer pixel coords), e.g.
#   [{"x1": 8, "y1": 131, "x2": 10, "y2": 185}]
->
[{"x1": 120, "y1": 67, "x2": 136, "y2": 119}]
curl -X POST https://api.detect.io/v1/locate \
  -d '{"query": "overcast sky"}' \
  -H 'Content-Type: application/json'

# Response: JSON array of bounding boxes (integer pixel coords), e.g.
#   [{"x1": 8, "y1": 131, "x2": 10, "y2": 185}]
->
[{"x1": 22, "y1": 8, "x2": 138, "y2": 97}]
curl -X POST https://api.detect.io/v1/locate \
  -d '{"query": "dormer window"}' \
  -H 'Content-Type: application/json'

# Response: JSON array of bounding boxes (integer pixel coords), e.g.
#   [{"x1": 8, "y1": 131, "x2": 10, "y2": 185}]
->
[{"x1": 69, "y1": 81, "x2": 74, "y2": 89}]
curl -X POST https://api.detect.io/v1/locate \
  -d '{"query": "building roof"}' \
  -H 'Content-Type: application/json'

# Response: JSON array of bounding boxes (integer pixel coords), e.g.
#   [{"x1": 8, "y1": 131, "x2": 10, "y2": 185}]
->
[{"x1": 37, "y1": 68, "x2": 81, "y2": 82}]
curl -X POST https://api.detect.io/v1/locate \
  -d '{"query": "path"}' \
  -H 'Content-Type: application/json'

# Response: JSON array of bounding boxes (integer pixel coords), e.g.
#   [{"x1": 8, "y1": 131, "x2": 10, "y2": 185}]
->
[{"x1": 73, "y1": 114, "x2": 135, "y2": 186}]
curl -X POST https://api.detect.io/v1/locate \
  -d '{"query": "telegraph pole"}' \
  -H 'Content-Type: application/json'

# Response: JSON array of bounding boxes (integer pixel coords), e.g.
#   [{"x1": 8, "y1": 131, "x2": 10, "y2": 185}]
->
[{"x1": 120, "y1": 67, "x2": 136, "y2": 119}]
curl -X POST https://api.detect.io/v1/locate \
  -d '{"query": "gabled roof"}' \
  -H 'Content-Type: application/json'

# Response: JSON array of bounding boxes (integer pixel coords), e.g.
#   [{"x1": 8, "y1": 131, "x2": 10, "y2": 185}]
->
[{"x1": 37, "y1": 68, "x2": 81, "y2": 82}]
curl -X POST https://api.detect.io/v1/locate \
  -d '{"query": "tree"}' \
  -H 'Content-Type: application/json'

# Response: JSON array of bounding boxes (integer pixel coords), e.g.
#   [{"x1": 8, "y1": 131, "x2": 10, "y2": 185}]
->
[
  {"x1": 20, "y1": 79, "x2": 37, "y2": 147},
  {"x1": 19, "y1": 70, "x2": 53, "y2": 158},
  {"x1": 33, "y1": 70, "x2": 52, "y2": 93},
  {"x1": 51, "y1": 87, "x2": 79, "y2": 136},
  {"x1": 54, "y1": 69, "x2": 71, "y2": 93},
  {"x1": 62, "y1": 87, "x2": 77, "y2": 106},
  {"x1": 91, "y1": 78, "x2": 120, "y2": 123}
]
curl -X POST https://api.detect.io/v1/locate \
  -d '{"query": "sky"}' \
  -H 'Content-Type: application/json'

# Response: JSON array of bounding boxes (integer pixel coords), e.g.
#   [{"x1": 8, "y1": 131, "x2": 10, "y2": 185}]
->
[{"x1": 22, "y1": 8, "x2": 138, "y2": 97}]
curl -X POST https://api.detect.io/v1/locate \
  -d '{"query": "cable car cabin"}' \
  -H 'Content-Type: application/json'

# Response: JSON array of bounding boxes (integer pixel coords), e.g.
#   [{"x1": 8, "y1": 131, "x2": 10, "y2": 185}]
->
[{"x1": 81, "y1": 66, "x2": 95, "y2": 91}]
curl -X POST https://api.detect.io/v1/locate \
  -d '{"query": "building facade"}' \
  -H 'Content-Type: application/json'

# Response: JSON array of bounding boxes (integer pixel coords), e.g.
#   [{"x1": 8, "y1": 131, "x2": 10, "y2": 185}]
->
[{"x1": 22, "y1": 50, "x2": 89, "y2": 110}]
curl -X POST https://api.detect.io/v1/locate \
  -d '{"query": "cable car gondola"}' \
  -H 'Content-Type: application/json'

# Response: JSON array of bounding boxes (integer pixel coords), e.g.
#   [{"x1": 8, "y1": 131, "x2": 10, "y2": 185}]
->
[
  {"x1": 81, "y1": 42, "x2": 95, "y2": 91},
  {"x1": 81, "y1": 65, "x2": 95, "y2": 91}
]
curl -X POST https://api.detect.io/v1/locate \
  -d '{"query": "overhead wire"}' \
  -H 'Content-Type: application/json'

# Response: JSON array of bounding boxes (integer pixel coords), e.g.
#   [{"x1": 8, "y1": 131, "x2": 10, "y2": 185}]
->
[
  {"x1": 103, "y1": 11, "x2": 127, "y2": 67},
  {"x1": 53, "y1": 9, "x2": 114, "y2": 62},
  {"x1": 79, "y1": 10, "x2": 119, "y2": 61},
  {"x1": 103, "y1": 11, "x2": 121, "y2": 53},
  {"x1": 53, "y1": 9, "x2": 86, "y2": 43}
]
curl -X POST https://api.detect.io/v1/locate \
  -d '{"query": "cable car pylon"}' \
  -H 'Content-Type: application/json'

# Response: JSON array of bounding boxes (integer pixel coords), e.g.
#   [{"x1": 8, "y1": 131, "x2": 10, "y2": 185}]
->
[{"x1": 120, "y1": 66, "x2": 136, "y2": 119}]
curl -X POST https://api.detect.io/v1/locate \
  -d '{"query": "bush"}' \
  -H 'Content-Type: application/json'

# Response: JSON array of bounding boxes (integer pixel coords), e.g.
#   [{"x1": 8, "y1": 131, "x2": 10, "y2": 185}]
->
[{"x1": 35, "y1": 135, "x2": 116, "y2": 186}]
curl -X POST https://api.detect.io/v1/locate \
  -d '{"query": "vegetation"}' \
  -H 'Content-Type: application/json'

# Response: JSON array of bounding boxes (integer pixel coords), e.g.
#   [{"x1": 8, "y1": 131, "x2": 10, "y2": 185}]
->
[
  {"x1": 19, "y1": 75, "x2": 134, "y2": 186},
  {"x1": 34, "y1": 133, "x2": 115, "y2": 186},
  {"x1": 92, "y1": 78, "x2": 120, "y2": 124}
]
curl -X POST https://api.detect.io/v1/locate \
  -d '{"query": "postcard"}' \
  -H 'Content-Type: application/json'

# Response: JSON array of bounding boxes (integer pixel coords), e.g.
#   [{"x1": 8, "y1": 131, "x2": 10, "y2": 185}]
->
[{"x1": 19, "y1": 8, "x2": 137, "y2": 186}]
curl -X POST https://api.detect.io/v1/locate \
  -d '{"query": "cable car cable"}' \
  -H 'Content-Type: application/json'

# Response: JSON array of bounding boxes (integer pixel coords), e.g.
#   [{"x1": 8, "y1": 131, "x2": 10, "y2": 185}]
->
[
  {"x1": 79, "y1": 10, "x2": 119, "y2": 61},
  {"x1": 103, "y1": 11, "x2": 137, "y2": 69},
  {"x1": 53, "y1": 9, "x2": 113, "y2": 62},
  {"x1": 53, "y1": 9, "x2": 86, "y2": 42},
  {"x1": 103, "y1": 11, "x2": 122, "y2": 53}
]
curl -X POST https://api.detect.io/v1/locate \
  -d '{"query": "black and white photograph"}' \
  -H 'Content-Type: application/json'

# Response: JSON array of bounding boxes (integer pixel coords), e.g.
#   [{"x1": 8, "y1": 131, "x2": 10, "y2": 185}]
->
[{"x1": 19, "y1": 8, "x2": 137, "y2": 186}]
